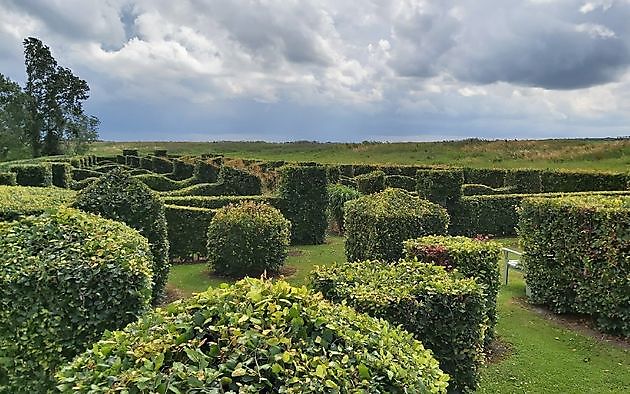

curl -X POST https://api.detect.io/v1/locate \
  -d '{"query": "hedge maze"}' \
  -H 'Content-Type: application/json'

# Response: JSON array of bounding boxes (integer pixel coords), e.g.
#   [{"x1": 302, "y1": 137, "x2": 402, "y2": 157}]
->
[{"x1": 0, "y1": 150, "x2": 628, "y2": 392}]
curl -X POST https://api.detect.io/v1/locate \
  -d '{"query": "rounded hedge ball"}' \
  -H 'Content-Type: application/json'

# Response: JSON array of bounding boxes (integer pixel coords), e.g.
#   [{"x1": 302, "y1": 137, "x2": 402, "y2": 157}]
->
[
  {"x1": 0, "y1": 208, "x2": 153, "y2": 393},
  {"x1": 207, "y1": 201, "x2": 291, "y2": 277},
  {"x1": 57, "y1": 279, "x2": 449, "y2": 393}
]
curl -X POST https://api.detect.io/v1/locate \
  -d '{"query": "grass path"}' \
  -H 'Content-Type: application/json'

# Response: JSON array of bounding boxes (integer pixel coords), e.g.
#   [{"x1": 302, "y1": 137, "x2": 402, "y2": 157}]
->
[{"x1": 166, "y1": 236, "x2": 629, "y2": 393}]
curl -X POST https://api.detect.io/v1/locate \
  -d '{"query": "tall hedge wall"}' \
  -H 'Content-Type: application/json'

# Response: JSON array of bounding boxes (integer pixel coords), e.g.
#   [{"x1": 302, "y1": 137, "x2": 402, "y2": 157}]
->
[
  {"x1": 355, "y1": 170, "x2": 385, "y2": 194},
  {"x1": 51, "y1": 162, "x2": 72, "y2": 188},
  {"x1": 541, "y1": 169, "x2": 628, "y2": 192},
  {"x1": 519, "y1": 195, "x2": 629, "y2": 335},
  {"x1": 504, "y1": 169, "x2": 542, "y2": 193},
  {"x1": 165, "y1": 205, "x2": 216, "y2": 260},
  {"x1": 463, "y1": 168, "x2": 507, "y2": 188},
  {"x1": 9, "y1": 164, "x2": 52, "y2": 187},
  {"x1": 416, "y1": 168, "x2": 464, "y2": 207}
]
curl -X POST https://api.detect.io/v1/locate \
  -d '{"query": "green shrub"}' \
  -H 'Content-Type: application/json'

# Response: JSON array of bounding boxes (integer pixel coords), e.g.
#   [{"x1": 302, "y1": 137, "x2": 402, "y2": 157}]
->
[
  {"x1": 519, "y1": 196, "x2": 630, "y2": 335},
  {"x1": 163, "y1": 195, "x2": 281, "y2": 209},
  {"x1": 194, "y1": 159, "x2": 219, "y2": 182},
  {"x1": 325, "y1": 164, "x2": 341, "y2": 183},
  {"x1": 207, "y1": 201, "x2": 291, "y2": 277},
  {"x1": 355, "y1": 170, "x2": 385, "y2": 194},
  {"x1": 219, "y1": 166, "x2": 262, "y2": 195},
  {"x1": 50, "y1": 162, "x2": 72, "y2": 188},
  {"x1": 125, "y1": 155, "x2": 140, "y2": 168},
  {"x1": 0, "y1": 185, "x2": 76, "y2": 221},
  {"x1": 116, "y1": 154, "x2": 126, "y2": 164},
  {"x1": 345, "y1": 188, "x2": 449, "y2": 262},
  {"x1": 310, "y1": 260, "x2": 485, "y2": 393},
  {"x1": 162, "y1": 182, "x2": 228, "y2": 197},
  {"x1": 122, "y1": 149, "x2": 138, "y2": 156},
  {"x1": 134, "y1": 173, "x2": 192, "y2": 191},
  {"x1": 338, "y1": 175, "x2": 357, "y2": 188},
  {"x1": 0, "y1": 208, "x2": 153, "y2": 393},
  {"x1": 339, "y1": 164, "x2": 354, "y2": 177},
  {"x1": 92, "y1": 164, "x2": 123, "y2": 173},
  {"x1": 0, "y1": 172, "x2": 16, "y2": 186},
  {"x1": 463, "y1": 168, "x2": 506, "y2": 188},
  {"x1": 404, "y1": 235, "x2": 501, "y2": 345},
  {"x1": 169, "y1": 159, "x2": 194, "y2": 180},
  {"x1": 152, "y1": 155, "x2": 174, "y2": 174},
  {"x1": 461, "y1": 183, "x2": 515, "y2": 196},
  {"x1": 74, "y1": 169, "x2": 170, "y2": 305},
  {"x1": 140, "y1": 156, "x2": 153, "y2": 170},
  {"x1": 352, "y1": 164, "x2": 378, "y2": 176},
  {"x1": 9, "y1": 164, "x2": 52, "y2": 187},
  {"x1": 327, "y1": 183, "x2": 361, "y2": 233},
  {"x1": 278, "y1": 165, "x2": 328, "y2": 244},
  {"x1": 541, "y1": 169, "x2": 627, "y2": 192},
  {"x1": 72, "y1": 168, "x2": 102, "y2": 181},
  {"x1": 504, "y1": 169, "x2": 542, "y2": 193},
  {"x1": 57, "y1": 279, "x2": 448, "y2": 393},
  {"x1": 70, "y1": 177, "x2": 98, "y2": 191},
  {"x1": 384, "y1": 174, "x2": 416, "y2": 191},
  {"x1": 416, "y1": 169, "x2": 464, "y2": 207},
  {"x1": 154, "y1": 149, "x2": 168, "y2": 157},
  {"x1": 165, "y1": 205, "x2": 216, "y2": 261}
]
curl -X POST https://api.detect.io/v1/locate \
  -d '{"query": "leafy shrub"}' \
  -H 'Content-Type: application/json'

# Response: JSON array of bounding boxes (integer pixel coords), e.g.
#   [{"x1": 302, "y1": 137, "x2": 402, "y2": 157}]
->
[
  {"x1": 278, "y1": 165, "x2": 328, "y2": 244},
  {"x1": 541, "y1": 169, "x2": 627, "y2": 192},
  {"x1": 193, "y1": 159, "x2": 219, "y2": 182},
  {"x1": 416, "y1": 168, "x2": 465, "y2": 207},
  {"x1": 92, "y1": 164, "x2": 123, "y2": 173},
  {"x1": 310, "y1": 260, "x2": 486, "y2": 393},
  {"x1": 165, "y1": 204, "x2": 216, "y2": 260},
  {"x1": 461, "y1": 183, "x2": 515, "y2": 196},
  {"x1": 57, "y1": 279, "x2": 448, "y2": 393},
  {"x1": 339, "y1": 164, "x2": 354, "y2": 177},
  {"x1": 9, "y1": 164, "x2": 52, "y2": 187},
  {"x1": 116, "y1": 154, "x2": 126, "y2": 164},
  {"x1": 504, "y1": 169, "x2": 542, "y2": 193},
  {"x1": 163, "y1": 182, "x2": 228, "y2": 197},
  {"x1": 154, "y1": 149, "x2": 168, "y2": 157},
  {"x1": 327, "y1": 183, "x2": 361, "y2": 233},
  {"x1": 219, "y1": 166, "x2": 262, "y2": 195},
  {"x1": 207, "y1": 201, "x2": 290, "y2": 277},
  {"x1": 384, "y1": 174, "x2": 416, "y2": 191},
  {"x1": 125, "y1": 155, "x2": 141, "y2": 168},
  {"x1": 338, "y1": 175, "x2": 357, "y2": 188},
  {"x1": 463, "y1": 168, "x2": 507, "y2": 188},
  {"x1": 0, "y1": 172, "x2": 16, "y2": 186},
  {"x1": 70, "y1": 177, "x2": 98, "y2": 191},
  {"x1": 152, "y1": 155, "x2": 174, "y2": 174},
  {"x1": 122, "y1": 149, "x2": 138, "y2": 156},
  {"x1": 355, "y1": 170, "x2": 385, "y2": 194},
  {"x1": 134, "y1": 173, "x2": 192, "y2": 191},
  {"x1": 325, "y1": 164, "x2": 341, "y2": 183},
  {"x1": 169, "y1": 159, "x2": 195, "y2": 180},
  {"x1": 0, "y1": 185, "x2": 76, "y2": 221},
  {"x1": 140, "y1": 156, "x2": 153, "y2": 170},
  {"x1": 0, "y1": 208, "x2": 153, "y2": 392},
  {"x1": 404, "y1": 235, "x2": 501, "y2": 345},
  {"x1": 163, "y1": 195, "x2": 281, "y2": 209},
  {"x1": 74, "y1": 169, "x2": 170, "y2": 305},
  {"x1": 72, "y1": 168, "x2": 102, "y2": 181},
  {"x1": 519, "y1": 195, "x2": 630, "y2": 335},
  {"x1": 352, "y1": 164, "x2": 378, "y2": 176},
  {"x1": 345, "y1": 188, "x2": 449, "y2": 262},
  {"x1": 50, "y1": 162, "x2": 72, "y2": 188}
]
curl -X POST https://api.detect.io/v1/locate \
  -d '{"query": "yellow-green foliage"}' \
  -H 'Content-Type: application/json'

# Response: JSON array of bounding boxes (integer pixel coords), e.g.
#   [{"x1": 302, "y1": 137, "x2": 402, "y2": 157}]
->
[{"x1": 0, "y1": 185, "x2": 76, "y2": 221}]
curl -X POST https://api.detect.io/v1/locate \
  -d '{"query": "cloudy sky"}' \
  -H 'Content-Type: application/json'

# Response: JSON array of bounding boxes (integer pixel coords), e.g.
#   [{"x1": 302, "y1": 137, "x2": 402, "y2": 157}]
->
[{"x1": 1, "y1": 0, "x2": 630, "y2": 141}]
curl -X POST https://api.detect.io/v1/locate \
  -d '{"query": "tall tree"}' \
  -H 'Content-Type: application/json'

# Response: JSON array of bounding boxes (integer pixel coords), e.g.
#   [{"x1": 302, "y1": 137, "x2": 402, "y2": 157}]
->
[
  {"x1": 23, "y1": 37, "x2": 98, "y2": 156},
  {"x1": 0, "y1": 73, "x2": 32, "y2": 159}
]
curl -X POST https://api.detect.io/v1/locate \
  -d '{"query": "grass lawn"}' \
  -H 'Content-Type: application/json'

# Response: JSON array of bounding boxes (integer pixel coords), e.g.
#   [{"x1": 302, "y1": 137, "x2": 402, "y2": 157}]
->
[{"x1": 167, "y1": 235, "x2": 630, "y2": 393}]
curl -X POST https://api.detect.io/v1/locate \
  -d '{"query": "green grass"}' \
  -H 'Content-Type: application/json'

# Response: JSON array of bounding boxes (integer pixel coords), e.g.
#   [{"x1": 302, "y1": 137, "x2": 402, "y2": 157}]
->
[
  {"x1": 87, "y1": 139, "x2": 630, "y2": 172},
  {"x1": 167, "y1": 235, "x2": 630, "y2": 393}
]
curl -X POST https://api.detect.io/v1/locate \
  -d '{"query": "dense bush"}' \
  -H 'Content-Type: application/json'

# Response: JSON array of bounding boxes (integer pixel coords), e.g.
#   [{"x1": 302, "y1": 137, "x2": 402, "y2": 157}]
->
[
  {"x1": 122, "y1": 149, "x2": 139, "y2": 156},
  {"x1": 0, "y1": 172, "x2": 16, "y2": 186},
  {"x1": 404, "y1": 235, "x2": 501, "y2": 345},
  {"x1": 154, "y1": 149, "x2": 168, "y2": 157},
  {"x1": 50, "y1": 162, "x2": 72, "y2": 188},
  {"x1": 72, "y1": 168, "x2": 102, "y2": 181},
  {"x1": 165, "y1": 204, "x2": 216, "y2": 260},
  {"x1": 461, "y1": 183, "x2": 515, "y2": 196},
  {"x1": 463, "y1": 168, "x2": 507, "y2": 188},
  {"x1": 310, "y1": 260, "x2": 486, "y2": 393},
  {"x1": 504, "y1": 169, "x2": 542, "y2": 193},
  {"x1": 339, "y1": 164, "x2": 354, "y2": 177},
  {"x1": 384, "y1": 174, "x2": 417, "y2": 191},
  {"x1": 163, "y1": 182, "x2": 228, "y2": 197},
  {"x1": 170, "y1": 158, "x2": 195, "y2": 180},
  {"x1": 70, "y1": 177, "x2": 98, "y2": 191},
  {"x1": 416, "y1": 168, "x2": 465, "y2": 207},
  {"x1": 74, "y1": 169, "x2": 170, "y2": 305},
  {"x1": 207, "y1": 201, "x2": 291, "y2": 277},
  {"x1": 278, "y1": 165, "x2": 328, "y2": 244},
  {"x1": 541, "y1": 169, "x2": 628, "y2": 192},
  {"x1": 0, "y1": 208, "x2": 153, "y2": 393},
  {"x1": 163, "y1": 195, "x2": 281, "y2": 209},
  {"x1": 193, "y1": 159, "x2": 219, "y2": 183},
  {"x1": 140, "y1": 156, "x2": 153, "y2": 170},
  {"x1": 345, "y1": 188, "x2": 449, "y2": 262},
  {"x1": 0, "y1": 185, "x2": 76, "y2": 221},
  {"x1": 152, "y1": 155, "x2": 174, "y2": 174},
  {"x1": 9, "y1": 164, "x2": 52, "y2": 187},
  {"x1": 219, "y1": 166, "x2": 262, "y2": 195},
  {"x1": 327, "y1": 183, "x2": 361, "y2": 233},
  {"x1": 338, "y1": 175, "x2": 357, "y2": 188},
  {"x1": 125, "y1": 155, "x2": 140, "y2": 168},
  {"x1": 352, "y1": 164, "x2": 378, "y2": 176},
  {"x1": 134, "y1": 173, "x2": 191, "y2": 191},
  {"x1": 116, "y1": 154, "x2": 126, "y2": 164},
  {"x1": 325, "y1": 164, "x2": 341, "y2": 183},
  {"x1": 519, "y1": 195, "x2": 630, "y2": 335},
  {"x1": 355, "y1": 170, "x2": 385, "y2": 194},
  {"x1": 57, "y1": 279, "x2": 448, "y2": 393}
]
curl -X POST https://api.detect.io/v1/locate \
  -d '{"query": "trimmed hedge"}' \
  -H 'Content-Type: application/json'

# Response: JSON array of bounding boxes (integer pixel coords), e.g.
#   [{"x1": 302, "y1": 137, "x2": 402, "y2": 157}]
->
[
  {"x1": 0, "y1": 172, "x2": 16, "y2": 186},
  {"x1": 416, "y1": 168, "x2": 464, "y2": 207},
  {"x1": 170, "y1": 159, "x2": 194, "y2": 180},
  {"x1": 219, "y1": 166, "x2": 262, "y2": 195},
  {"x1": 163, "y1": 195, "x2": 281, "y2": 209},
  {"x1": 278, "y1": 165, "x2": 328, "y2": 244},
  {"x1": 404, "y1": 235, "x2": 501, "y2": 345},
  {"x1": 519, "y1": 196, "x2": 630, "y2": 335},
  {"x1": 140, "y1": 156, "x2": 153, "y2": 170},
  {"x1": 461, "y1": 183, "x2": 515, "y2": 196},
  {"x1": 162, "y1": 182, "x2": 228, "y2": 197},
  {"x1": 325, "y1": 164, "x2": 340, "y2": 183},
  {"x1": 70, "y1": 177, "x2": 98, "y2": 191},
  {"x1": 57, "y1": 279, "x2": 448, "y2": 393},
  {"x1": 116, "y1": 154, "x2": 126, "y2": 164},
  {"x1": 355, "y1": 170, "x2": 385, "y2": 194},
  {"x1": 74, "y1": 169, "x2": 170, "y2": 305},
  {"x1": 0, "y1": 208, "x2": 153, "y2": 393},
  {"x1": 338, "y1": 175, "x2": 357, "y2": 188},
  {"x1": 345, "y1": 188, "x2": 449, "y2": 262},
  {"x1": 165, "y1": 204, "x2": 216, "y2": 260},
  {"x1": 193, "y1": 159, "x2": 219, "y2": 183},
  {"x1": 0, "y1": 186, "x2": 76, "y2": 221},
  {"x1": 541, "y1": 169, "x2": 628, "y2": 192},
  {"x1": 122, "y1": 149, "x2": 138, "y2": 156},
  {"x1": 326, "y1": 183, "x2": 361, "y2": 233},
  {"x1": 125, "y1": 155, "x2": 140, "y2": 168},
  {"x1": 504, "y1": 169, "x2": 542, "y2": 193},
  {"x1": 207, "y1": 201, "x2": 291, "y2": 277},
  {"x1": 51, "y1": 162, "x2": 72, "y2": 188},
  {"x1": 134, "y1": 173, "x2": 192, "y2": 192},
  {"x1": 154, "y1": 149, "x2": 168, "y2": 157},
  {"x1": 72, "y1": 168, "x2": 102, "y2": 181},
  {"x1": 152, "y1": 155, "x2": 174, "y2": 174},
  {"x1": 384, "y1": 174, "x2": 416, "y2": 191},
  {"x1": 310, "y1": 260, "x2": 486, "y2": 393},
  {"x1": 463, "y1": 168, "x2": 506, "y2": 188},
  {"x1": 9, "y1": 164, "x2": 52, "y2": 187}
]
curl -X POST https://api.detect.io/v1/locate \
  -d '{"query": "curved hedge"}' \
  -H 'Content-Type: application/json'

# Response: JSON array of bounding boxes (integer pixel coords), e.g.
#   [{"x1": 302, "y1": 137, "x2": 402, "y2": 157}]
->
[
  {"x1": 74, "y1": 169, "x2": 170, "y2": 304},
  {"x1": 207, "y1": 201, "x2": 291, "y2": 277},
  {"x1": 345, "y1": 188, "x2": 449, "y2": 262},
  {"x1": 0, "y1": 208, "x2": 153, "y2": 393},
  {"x1": 57, "y1": 279, "x2": 449, "y2": 393},
  {"x1": 0, "y1": 185, "x2": 76, "y2": 221},
  {"x1": 0, "y1": 172, "x2": 16, "y2": 186}
]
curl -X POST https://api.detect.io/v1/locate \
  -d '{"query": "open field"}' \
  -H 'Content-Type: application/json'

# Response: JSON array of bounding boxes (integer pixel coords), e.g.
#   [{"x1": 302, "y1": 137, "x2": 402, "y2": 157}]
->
[{"x1": 87, "y1": 138, "x2": 630, "y2": 171}]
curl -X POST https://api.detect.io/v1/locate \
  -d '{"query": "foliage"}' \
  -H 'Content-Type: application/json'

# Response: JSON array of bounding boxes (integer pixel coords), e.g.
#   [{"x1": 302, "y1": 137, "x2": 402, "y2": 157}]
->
[
  {"x1": 0, "y1": 73, "x2": 31, "y2": 160},
  {"x1": 344, "y1": 188, "x2": 449, "y2": 262},
  {"x1": 152, "y1": 155, "x2": 173, "y2": 174},
  {"x1": 219, "y1": 165, "x2": 262, "y2": 195},
  {"x1": 74, "y1": 168, "x2": 170, "y2": 305},
  {"x1": 463, "y1": 168, "x2": 507, "y2": 188},
  {"x1": 169, "y1": 158, "x2": 194, "y2": 180},
  {"x1": 9, "y1": 163, "x2": 52, "y2": 186},
  {"x1": 50, "y1": 162, "x2": 72, "y2": 188},
  {"x1": 0, "y1": 172, "x2": 16, "y2": 186},
  {"x1": 519, "y1": 195, "x2": 630, "y2": 335},
  {"x1": 540, "y1": 169, "x2": 628, "y2": 192},
  {"x1": 70, "y1": 177, "x2": 98, "y2": 190},
  {"x1": 461, "y1": 183, "x2": 515, "y2": 196},
  {"x1": 134, "y1": 173, "x2": 193, "y2": 191},
  {"x1": 162, "y1": 182, "x2": 228, "y2": 197},
  {"x1": 163, "y1": 195, "x2": 281, "y2": 209},
  {"x1": 207, "y1": 201, "x2": 291, "y2": 277},
  {"x1": 384, "y1": 174, "x2": 416, "y2": 191},
  {"x1": 310, "y1": 260, "x2": 486, "y2": 393},
  {"x1": 416, "y1": 168, "x2": 465, "y2": 207},
  {"x1": 0, "y1": 208, "x2": 152, "y2": 392},
  {"x1": 403, "y1": 235, "x2": 501, "y2": 345},
  {"x1": 122, "y1": 149, "x2": 138, "y2": 156},
  {"x1": 326, "y1": 183, "x2": 361, "y2": 233},
  {"x1": 165, "y1": 204, "x2": 216, "y2": 261},
  {"x1": 278, "y1": 165, "x2": 328, "y2": 244},
  {"x1": 71, "y1": 168, "x2": 101, "y2": 181},
  {"x1": 0, "y1": 185, "x2": 75, "y2": 221},
  {"x1": 125, "y1": 155, "x2": 140, "y2": 168},
  {"x1": 193, "y1": 159, "x2": 220, "y2": 183},
  {"x1": 504, "y1": 169, "x2": 542, "y2": 193},
  {"x1": 355, "y1": 170, "x2": 385, "y2": 194}
]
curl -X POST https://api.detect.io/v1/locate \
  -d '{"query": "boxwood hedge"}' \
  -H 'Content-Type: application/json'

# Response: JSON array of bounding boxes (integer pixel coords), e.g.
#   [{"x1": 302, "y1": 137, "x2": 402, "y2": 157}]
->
[
  {"x1": 0, "y1": 185, "x2": 76, "y2": 221},
  {"x1": 355, "y1": 170, "x2": 385, "y2": 194},
  {"x1": 310, "y1": 260, "x2": 486, "y2": 393},
  {"x1": 194, "y1": 159, "x2": 220, "y2": 183},
  {"x1": 9, "y1": 164, "x2": 52, "y2": 187},
  {"x1": 51, "y1": 162, "x2": 72, "y2": 188},
  {"x1": 385, "y1": 174, "x2": 417, "y2": 191},
  {"x1": 219, "y1": 166, "x2": 262, "y2": 195},
  {"x1": 57, "y1": 279, "x2": 449, "y2": 393},
  {"x1": 462, "y1": 168, "x2": 507, "y2": 188},
  {"x1": 345, "y1": 188, "x2": 449, "y2": 262},
  {"x1": 0, "y1": 208, "x2": 153, "y2": 393},
  {"x1": 165, "y1": 204, "x2": 216, "y2": 261},
  {"x1": 416, "y1": 168, "x2": 465, "y2": 207},
  {"x1": 0, "y1": 172, "x2": 16, "y2": 186},
  {"x1": 504, "y1": 169, "x2": 542, "y2": 193}
]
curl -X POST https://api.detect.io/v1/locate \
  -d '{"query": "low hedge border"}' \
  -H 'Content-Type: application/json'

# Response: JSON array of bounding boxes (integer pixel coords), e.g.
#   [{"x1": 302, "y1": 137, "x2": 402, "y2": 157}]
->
[{"x1": 0, "y1": 186, "x2": 76, "y2": 221}]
